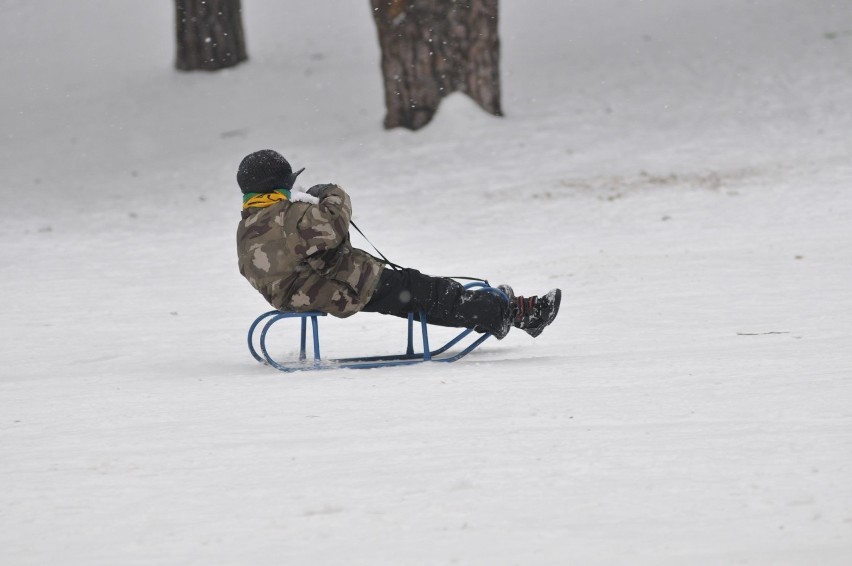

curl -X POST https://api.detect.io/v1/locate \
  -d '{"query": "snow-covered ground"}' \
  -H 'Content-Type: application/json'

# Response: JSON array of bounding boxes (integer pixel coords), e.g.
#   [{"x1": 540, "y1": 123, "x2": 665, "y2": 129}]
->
[{"x1": 2, "y1": 0, "x2": 851, "y2": 564}]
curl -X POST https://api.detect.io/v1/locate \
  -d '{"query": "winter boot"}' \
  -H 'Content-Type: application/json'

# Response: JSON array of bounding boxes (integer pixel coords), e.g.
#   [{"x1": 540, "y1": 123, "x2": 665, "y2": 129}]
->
[{"x1": 510, "y1": 288, "x2": 562, "y2": 338}]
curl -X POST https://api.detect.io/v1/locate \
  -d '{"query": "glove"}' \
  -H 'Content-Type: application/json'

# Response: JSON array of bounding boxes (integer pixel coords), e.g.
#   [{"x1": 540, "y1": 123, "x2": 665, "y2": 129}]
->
[{"x1": 306, "y1": 184, "x2": 335, "y2": 201}]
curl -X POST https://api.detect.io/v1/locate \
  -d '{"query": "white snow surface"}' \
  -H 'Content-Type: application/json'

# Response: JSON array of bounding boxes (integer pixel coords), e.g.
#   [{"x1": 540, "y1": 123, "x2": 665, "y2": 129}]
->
[{"x1": 2, "y1": 1, "x2": 852, "y2": 564}]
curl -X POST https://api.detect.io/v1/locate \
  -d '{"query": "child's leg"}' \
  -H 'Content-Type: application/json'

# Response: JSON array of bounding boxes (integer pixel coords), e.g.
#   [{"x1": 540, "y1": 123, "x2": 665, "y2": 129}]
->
[{"x1": 362, "y1": 268, "x2": 511, "y2": 338}]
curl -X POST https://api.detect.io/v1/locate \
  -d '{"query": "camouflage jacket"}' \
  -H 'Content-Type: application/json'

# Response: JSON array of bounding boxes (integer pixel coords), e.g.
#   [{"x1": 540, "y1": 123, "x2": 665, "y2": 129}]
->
[{"x1": 236, "y1": 184, "x2": 384, "y2": 317}]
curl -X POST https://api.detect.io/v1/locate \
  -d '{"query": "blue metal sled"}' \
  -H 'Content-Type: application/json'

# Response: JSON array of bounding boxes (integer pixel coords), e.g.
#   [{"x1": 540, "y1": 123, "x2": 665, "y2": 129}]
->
[{"x1": 247, "y1": 282, "x2": 507, "y2": 371}]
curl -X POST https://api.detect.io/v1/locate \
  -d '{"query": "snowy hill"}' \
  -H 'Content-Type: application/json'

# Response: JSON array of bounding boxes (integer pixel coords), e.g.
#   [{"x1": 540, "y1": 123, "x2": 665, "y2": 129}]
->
[{"x1": 1, "y1": 1, "x2": 851, "y2": 564}]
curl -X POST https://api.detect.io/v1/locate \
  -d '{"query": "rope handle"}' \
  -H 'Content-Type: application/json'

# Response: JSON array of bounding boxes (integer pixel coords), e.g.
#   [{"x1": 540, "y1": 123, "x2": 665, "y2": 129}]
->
[{"x1": 350, "y1": 220, "x2": 488, "y2": 285}]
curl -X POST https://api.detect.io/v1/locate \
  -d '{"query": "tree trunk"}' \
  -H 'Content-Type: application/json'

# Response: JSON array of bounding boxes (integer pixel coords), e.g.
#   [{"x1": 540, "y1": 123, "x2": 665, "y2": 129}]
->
[
  {"x1": 175, "y1": 0, "x2": 248, "y2": 71},
  {"x1": 370, "y1": 0, "x2": 503, "y2": 130}
]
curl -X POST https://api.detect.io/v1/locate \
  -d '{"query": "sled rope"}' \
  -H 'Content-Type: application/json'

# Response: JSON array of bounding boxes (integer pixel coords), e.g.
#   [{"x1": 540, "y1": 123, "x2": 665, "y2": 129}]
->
[
  {"x1": 350, "y1": 220, "x2": 488, "y2": 285},
  {"x1": 350, "y1": 220, "x2": 403, "y2": 271}
]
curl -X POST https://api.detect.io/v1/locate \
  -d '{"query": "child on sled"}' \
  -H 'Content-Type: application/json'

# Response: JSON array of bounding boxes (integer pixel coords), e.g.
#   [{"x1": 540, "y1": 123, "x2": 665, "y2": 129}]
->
[{"x1": 236, "y1": 150, "x2": 560, "y2": 340}]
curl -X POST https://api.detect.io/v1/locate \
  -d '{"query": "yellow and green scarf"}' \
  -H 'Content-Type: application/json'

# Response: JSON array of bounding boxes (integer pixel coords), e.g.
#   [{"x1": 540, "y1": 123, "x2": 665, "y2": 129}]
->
[{"x1": 242, "y1": 189, "x2": 291, "y2": 210}]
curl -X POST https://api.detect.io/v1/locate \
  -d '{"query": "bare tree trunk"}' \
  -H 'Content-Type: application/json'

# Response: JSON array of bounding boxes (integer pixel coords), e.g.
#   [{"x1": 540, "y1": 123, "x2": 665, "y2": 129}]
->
[
  {"x1": 370, "y1": 0, "x2": 503, "y2": 130},
  {"x1": 175, "y1": 0, "x2": 248, "y2": 71}
]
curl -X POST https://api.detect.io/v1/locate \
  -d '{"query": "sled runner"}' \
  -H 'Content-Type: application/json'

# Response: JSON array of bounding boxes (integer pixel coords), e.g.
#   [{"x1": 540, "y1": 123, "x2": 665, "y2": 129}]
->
[{"x1": 247, "y1": 282, "x2": 508, "y2": 371}]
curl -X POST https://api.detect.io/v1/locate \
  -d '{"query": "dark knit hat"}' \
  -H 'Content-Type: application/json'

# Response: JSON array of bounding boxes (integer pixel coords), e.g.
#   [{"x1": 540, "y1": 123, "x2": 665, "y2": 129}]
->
[{"x1": 237, "y1": 149, "x2": 305, "y2": 194}]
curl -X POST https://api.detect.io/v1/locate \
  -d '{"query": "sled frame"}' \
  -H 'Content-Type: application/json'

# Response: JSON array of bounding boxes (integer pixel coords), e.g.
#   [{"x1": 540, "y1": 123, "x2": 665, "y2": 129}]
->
[{"x1": 247, "y1": 282, "x2": 506, "y2": 371}]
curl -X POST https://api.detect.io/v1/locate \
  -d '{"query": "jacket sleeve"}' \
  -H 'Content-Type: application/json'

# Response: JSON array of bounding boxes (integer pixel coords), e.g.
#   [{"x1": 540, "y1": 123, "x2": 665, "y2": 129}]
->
[{"x1": 295, "y1": 184, "x2": 352, "y2": 257}]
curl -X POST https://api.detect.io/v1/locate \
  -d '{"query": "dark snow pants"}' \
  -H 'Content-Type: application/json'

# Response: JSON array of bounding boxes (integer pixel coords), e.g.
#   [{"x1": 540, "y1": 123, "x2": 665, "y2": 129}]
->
[{"x1": 362, "y1": 268, "x2": 509, "y2": 338}]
